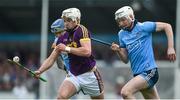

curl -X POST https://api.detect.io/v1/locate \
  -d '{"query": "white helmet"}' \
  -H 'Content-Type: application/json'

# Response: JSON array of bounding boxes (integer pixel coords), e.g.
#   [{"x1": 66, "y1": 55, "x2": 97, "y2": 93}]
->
[
  {"x1": 115, "y1": 6, "x2": 134, "y2": 21},
  {"x1": 61, "y1": 8, "x2": 81, "y2": 22}
]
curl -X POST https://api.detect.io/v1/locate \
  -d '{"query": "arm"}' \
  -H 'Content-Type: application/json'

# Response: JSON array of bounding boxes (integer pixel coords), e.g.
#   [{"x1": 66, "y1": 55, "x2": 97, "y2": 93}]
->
[
  {"x1": 36, "y1": 47, "x2": 60, "y2": 74},
  {"x1": 111, "y1": 43, "x2": 129, "y2": 64},
  {"x1": 69, "y1": 39, "x2": 91, "y2": 57},
  {"x1": 156, "y1": 22, "x2": 174, "y2": 48},
  {"x1": 155, "y1": 22, "x2": 176, "y2": 61},
  {"x1": 56, "y1": 39, "x2": 91, "y2": 57}
]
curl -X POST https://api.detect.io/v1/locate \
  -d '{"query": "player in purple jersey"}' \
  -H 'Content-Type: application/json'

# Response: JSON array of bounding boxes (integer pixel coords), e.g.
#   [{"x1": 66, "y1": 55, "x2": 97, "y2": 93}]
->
[
  {"x1": 56, "y1": 22, "x2": 96, "y2": 76},
  {"x1": 34, "y1": 8, "x2": 104, "y2": 99},
  {"x1": 111, "y1": 6, "x2": 176, "y2": 99}
]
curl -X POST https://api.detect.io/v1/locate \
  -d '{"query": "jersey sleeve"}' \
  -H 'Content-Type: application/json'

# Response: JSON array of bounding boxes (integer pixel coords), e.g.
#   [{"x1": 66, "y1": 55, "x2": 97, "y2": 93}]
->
[
  {"x1": 118, "y1": 31, "x2": 126, "y2": 48},
  {"x1": 141, "y1": 21, "x2": 156, "y2": 33},
  {"x1": 79, "y1": 25, "x2": 91, "y2": 42}
]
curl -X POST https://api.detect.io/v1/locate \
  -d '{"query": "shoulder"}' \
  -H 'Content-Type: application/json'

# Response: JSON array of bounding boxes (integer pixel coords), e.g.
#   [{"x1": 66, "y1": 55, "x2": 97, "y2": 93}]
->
[
  {"x1": 137, "y1": 21, "x2": 156, "y2": 31},
  {"x1": 138, "y1": 21, "x2": 156, "y2": 27},
  {"x1": 141, "y1": 21, "x2": 155, "y2": 25},
  {"x1": 118, "y1": 29, "x2": 126, "y2": 37},
  {"x1": 79, "y1": 24, "x2": 87, "y2": 29},
  {"x1": 57, "y1": 32, "x2": 67, "y2": 41},
  {"x1": 59, "y1": 32, "x2": 68, "y2": 38},
  {"x1": 79, "y1": 25, "x2": 89, "y2": 32},
  {"x1": 78, "y1": 24, "x2": 90, "y2": 38}
]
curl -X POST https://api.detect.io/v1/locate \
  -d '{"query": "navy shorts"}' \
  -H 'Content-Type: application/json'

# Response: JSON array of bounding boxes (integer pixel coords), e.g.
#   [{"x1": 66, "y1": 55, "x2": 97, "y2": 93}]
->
[{"x1": 134, "y1": 68, "x2": 159, "y2": 88}]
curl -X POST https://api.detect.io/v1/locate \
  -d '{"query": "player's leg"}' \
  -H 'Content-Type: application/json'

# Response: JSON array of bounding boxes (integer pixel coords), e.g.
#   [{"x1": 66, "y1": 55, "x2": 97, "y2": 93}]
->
[
  {"x1": 57, "y1": 74, "x2": 80, "y2": 99},
  {"x1": 140, "y1": 85, "x2": 160, "y2": 99},
  {"x1": 90, "y1": 68, "x2": 104, "y2": 99},
  {"x1": 90, "y1": 69, "x2": 104, "y2": 100},
  {"x1": 121, "y1": 75, "x2": 147, "y2": 99},
  {"x1": 121, "y1": 68, "x2": 159, "y2": 99},
  {"x1": 76, "y1": 67, "x2": 104, "y2": 99},
  {"x1": 140, "y1": 68, "x2": 159, "y2": 99},
  {"x1": 57, "y1": 80, "x2": 77, "y2": 99}
]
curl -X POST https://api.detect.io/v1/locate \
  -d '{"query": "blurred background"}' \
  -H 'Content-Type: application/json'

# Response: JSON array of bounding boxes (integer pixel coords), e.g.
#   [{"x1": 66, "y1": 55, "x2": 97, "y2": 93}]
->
[{"x1": 0, "y1": 0, "x2": 179, "y2": 99}]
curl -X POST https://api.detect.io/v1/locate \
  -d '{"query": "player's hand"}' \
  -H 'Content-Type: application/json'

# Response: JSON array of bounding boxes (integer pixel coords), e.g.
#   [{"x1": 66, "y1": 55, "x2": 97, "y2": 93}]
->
[
  {"x1": 167, "y1": 47, "x2": 176, "y2": 62},
  {"x1": 56, "y1": 43, "x2": 66, "y2": 51},
  {"x1": 111, "y1": 42, "x2": 120, "y2": 51},
  {"x1": 51, "y1": 43, "x2": 56, "y2": 49},
  {"x1": 34, "y1": 70, "x2": 41, "y2": 79}
]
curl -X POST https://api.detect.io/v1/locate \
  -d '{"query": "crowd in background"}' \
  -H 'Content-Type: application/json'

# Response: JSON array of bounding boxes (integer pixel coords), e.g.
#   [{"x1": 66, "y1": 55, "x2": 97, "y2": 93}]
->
[{"x1": 0, "y1": 48, "x2": 40, "y2": 98}]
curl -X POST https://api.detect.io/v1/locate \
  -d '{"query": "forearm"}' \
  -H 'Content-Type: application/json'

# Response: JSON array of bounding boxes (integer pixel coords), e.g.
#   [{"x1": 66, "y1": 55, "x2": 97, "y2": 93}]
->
[
  {"x1": 164, "y1": 24, "x2": 174, "y2": 48},
  {"x1": 69, "y1": 47, "x2": 91, "y2": 57},
  {"x1": 116, "y1": 49, "x2": 129, "y2": 64},
  {"x1": 38, "y1": 49, "x2": 59, "y2": 73},
  {"x1": 38, "y1": 58, "x2": 54, "y2": 73}
]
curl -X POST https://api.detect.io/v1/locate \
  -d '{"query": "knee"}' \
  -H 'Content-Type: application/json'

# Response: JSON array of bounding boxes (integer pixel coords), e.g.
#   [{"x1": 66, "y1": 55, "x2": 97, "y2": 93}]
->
[
  {"x1": 121, "y1": 88, "x2": 133, "y2": 98},
  {"x1": 57, "y1": 91, "x2": 68, "y2": 99}
]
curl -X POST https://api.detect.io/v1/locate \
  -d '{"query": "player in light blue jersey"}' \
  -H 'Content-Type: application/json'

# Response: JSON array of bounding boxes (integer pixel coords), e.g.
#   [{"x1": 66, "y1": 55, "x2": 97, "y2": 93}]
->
[
  {"x1": 51, "y1": 18, "x2": 70, "y2": 74},
  {"x1": 111, "y1": 6, "x2": 176, "y2": 99}
]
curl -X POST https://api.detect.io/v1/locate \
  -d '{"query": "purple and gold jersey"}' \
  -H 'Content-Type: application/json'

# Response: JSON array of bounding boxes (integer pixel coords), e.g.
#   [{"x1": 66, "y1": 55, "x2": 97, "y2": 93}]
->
[{"x1": 57, "y1": 25, "x2": 96, "y2": 76}]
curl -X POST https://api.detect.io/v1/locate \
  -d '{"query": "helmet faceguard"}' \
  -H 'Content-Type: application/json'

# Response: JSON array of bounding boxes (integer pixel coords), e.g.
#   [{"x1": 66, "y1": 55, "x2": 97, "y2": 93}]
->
[
  {"x1": 61, "y1": 8, "x2": 81, "y2": 24},
  {"x1": 51, "y1": 19, "x2": 65, "y2": 34}
]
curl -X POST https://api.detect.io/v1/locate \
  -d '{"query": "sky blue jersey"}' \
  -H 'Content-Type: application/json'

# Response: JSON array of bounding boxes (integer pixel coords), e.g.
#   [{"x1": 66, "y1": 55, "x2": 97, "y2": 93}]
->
[
  {"x1": 118, "y1": 20, "x2": 157, "y2": 75},
  {"x1": 60, "y1": 53, "x2": 70, "y2": 71}
]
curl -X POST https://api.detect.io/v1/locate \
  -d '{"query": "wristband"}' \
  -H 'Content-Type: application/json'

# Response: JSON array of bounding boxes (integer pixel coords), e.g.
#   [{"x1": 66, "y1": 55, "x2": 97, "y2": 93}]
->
[{"x1": 65, "y1": 46, "x2": 71, "y2": 53}]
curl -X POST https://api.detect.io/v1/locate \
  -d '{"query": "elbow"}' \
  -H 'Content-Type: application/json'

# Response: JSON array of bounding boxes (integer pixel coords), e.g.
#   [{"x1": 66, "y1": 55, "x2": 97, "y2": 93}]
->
[
  {"x1": 84, "y1": 50, "x2": 91, "y2": 57},
  {"x1": 165, "y1": 23, "x2": 172, "y2": 30},
  {"x1": 86, "y1": 54, "x2": 91, "y2": 57},
  {"x1": 166, "y1": 23, "x2": 171, "y2": 27}
]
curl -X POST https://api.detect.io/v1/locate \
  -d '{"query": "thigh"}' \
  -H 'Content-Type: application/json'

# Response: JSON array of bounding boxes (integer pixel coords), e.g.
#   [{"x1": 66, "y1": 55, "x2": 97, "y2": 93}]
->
[
  {"x1": 140, "y1": 85, "x2": 160, "y2": 99},
  {"x1": 79, "y1": 69, "x2": 104, "y2": 98},
  {"x1": 122, "y1": 75, "x2": 148, "y2": 94},
  {"x1": 57, "y1": 79, "x2": 77, "y2": 98},
  {"x1": 140, "y1": 68, "x2": 159, "y2": 88}
]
